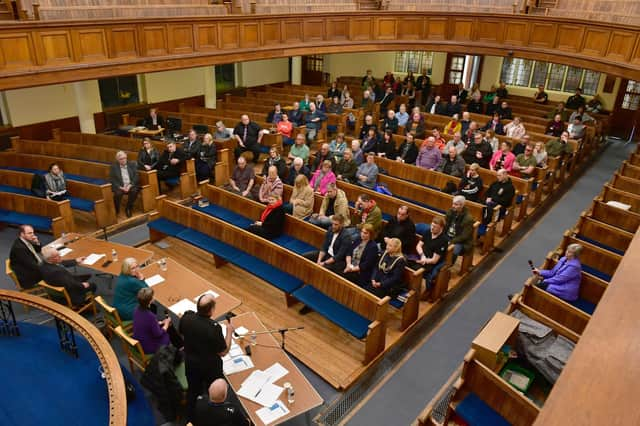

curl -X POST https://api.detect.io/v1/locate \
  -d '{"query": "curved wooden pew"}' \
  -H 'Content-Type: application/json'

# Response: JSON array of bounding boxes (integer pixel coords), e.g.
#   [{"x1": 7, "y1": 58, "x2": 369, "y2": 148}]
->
[
  {"x1": 620, "y1": 161, "x2": 640, "y2": 180},
  {"x1": 573, "y1": 212, "x2": 633, "y2": 256},
  {"x1": 600, "y1": 184, "x2": 640, "y2": 214},
  {"x1": 611, "y1": 172, "x2": 640, "y2": 196},
  {"x1": 0, "y1": 191, "x2": 72, "y2": 237},
  {"x1": 587, "y1": 198, "x2": 640, "y2": 234}
]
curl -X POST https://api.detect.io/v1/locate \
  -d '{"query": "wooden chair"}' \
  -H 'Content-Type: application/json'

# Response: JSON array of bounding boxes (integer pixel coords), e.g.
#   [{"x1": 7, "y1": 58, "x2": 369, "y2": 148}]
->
[
  {"x1": 114, "y1": 325, "x2": 149, "y2": 373},
  {"x1": 95, "y1": 296, "x2": 133, "y2": 338},
  {"x1": 5, "y1": 259, "x2": 48, "y2": 312},
  {"x1": 37, "y1": 280, "x2": 97, "y2": 316}
]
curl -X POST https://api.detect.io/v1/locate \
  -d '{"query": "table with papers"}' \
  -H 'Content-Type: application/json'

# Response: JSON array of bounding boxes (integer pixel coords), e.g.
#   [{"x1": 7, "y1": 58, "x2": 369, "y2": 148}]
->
[{"x1": 224, "y1": 312, "x2": 323, "y2": 425}]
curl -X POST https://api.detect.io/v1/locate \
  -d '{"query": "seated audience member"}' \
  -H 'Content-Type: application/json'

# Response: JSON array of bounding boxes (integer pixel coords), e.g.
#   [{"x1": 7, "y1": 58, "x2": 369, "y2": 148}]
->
[
  {"x1": 444, "y1": 114, "x2": 462, "y2": 136},
  {"x1": 485, "y1": 96, "x2": 500, "y2": 117},
  {"x1": 381, "y1": 205, "x2": 415, "y2": 254},
  {"x1": 361, "y1": 90, "x2": 375, "y2": 114},
  {"x1": 406, "y1": 112, "x2": 426, "y2": 139},
  {"x1": 416, "y1": 69, "x2": 431, "y2": 106},
  {"x1": 341, "y1": 91, "x2": 354, "y2": 109},
  {"x1": 568, "y1": 116, "x2": 586, "y2": 139},
  {"x1": 304, "y1": 214, "x2": 352, "y2": 274},
  {"x1": 546, "y1": 131, "x2": 574, "y2": 158},
  {"x1": 466, "y1": 93, "x2": 484, "y2": 114},
  {"x1": 113, "y1": 257, "x2": 148, "y2": 322},
  {"x1": 512, "y1": 144, "x2": 537, "y2": 179},
  {"x1": 285, "y1": 174, "x2": 314, "y2": 219},
  {"x1": 483, "y1": 85, "x2": 497, "y2": 104},
  {"x1": 483, "y1": 169, "x2": 515, "y2": 224},
  {"x1": 546, "y1": 114, "x2": 565, "y2": 137},
  {"x1": 482, "y1": 112, "x2": 504, "y2": 135},
  {"x1": 361, "y1": 128, "x2": 380, "y2": 155},
  {"x1": 503, "y1": 116, "x2": 526, "y2": 140},
  {"x1": 490, "y1": 141, "x2": 516, "y2": 173},
  {"x1": 258, "y1": 166, "x2": 283, "y2": 203},
  {"x1": 384, "y1": 71, "x2": 396, "y2": 88},
  {"x1": 305, "y1": 103, "x2": 326, "y2": 144},
  {"x1": 533, "y1": 141, "x2": 548, "y2": 167},
  {"x1": 456, "y1": 163, "x2": 483, "y2": 202},
  {"x1": 569, "y1": 106, "x2": 594, "y2": 124},
  {"x1": 138, "y1": 138, "x2": 159, "y2": 171},
  {"x1": 109, "y1": 151, "x2": 140, "y2": 217},
  {"x1": 310, "y1": 183, "x2": 350, "y2": 229},
  {"x1": 196, "y1": 133, "x2": 217, "y2": 183},
  {"x1": 328, "y1": 81, "x2": 341, "y2": 101},
  {"x1": 143, "y1": 107, "x2": 164, "y2": 130},
  {"x1": 39, "y1": 246, "x2": 96, "y2": 306},
  {"x1": 460, "y1": 111, "x2": 471, "y2": 136},
  {"x1": 261, "y1": 145, "x2": 287, "y2": 179},
  {"x1": 335, "y1": 149, "x2": 358, "y2": 183},
  {"x1": 455, "y1": 83, "x2": 468, "y2": 103},
  {"x1": 225, "y1": 156, "x2": 255, "y2": 199},
  {"x1": 532, "y1": 243, "x2": 583, "y2": 302},
  {"x1": 566, "y1": 88, "x2": 586, "y2": 110},
  {"x1": 288, "y1": 134, "x2": 310, "y2": 164},
  {"x1": 426, "y1": 95, "x2": 446, "y2": 115},
  {"x1": 277, "y1": 113, "x2": 294, "y2": 145},
  {"x1": 343, "y1": 224, "x2": 379, "y2": 286},
  {"x1": 382, "y1": 109, "x2": 399, "y2": 134},
  {"x1": 311, "y1": 143, "x2": 336, "y2": 171},
  {"x1": 463, "y1": 133, "x2": 493, "y2": 169},
  {"x1": 366, "y1": 238, "x2": 406, "y2": 298},
  {"x1": 288, "y1": 102, "x2": 303, "y2": 126},
  {"x1": 444, "y1": 132, "x2": 465, "y2": 155},
  {"x1": 310, "y1": 160, "x2": 337, "y2": 195},
  {"x1": 546, "y1": 102, "x2": 569, "y2": 121},
  {"x1": 247, "y1": 194, "x2": 285, "y2": 240},
  {"x1": 315, "y1": 94, "x2": 327, "y2": 113},
  {"x1": 401, "y1": 81, "x2": 417, "y2": 109},
  {"x1": 586, "y1": 95, "x2": 603, "y2": 114},
  {"x1": 214, "y1": 121, "x2": 233, "y2": 141},
  {"x1": 354, "y1": 193, "x2": 383, "y2": 236},
  {"x1": 396, "y1": 133, "x2": 419, "y2": 164},
  {"x1": 412, "y1": 216, "x2": 448, "y2": 289},
  {"x1": 183, "y1": 129, "x2": 202, "y2": 160},
  {"x1": 496, "y1": 81, "x2": 508, "y2": 99},
  {"x1": 445, "y1": 95, "x2": 462, "y2": 117},
  {"x1": 396, "y1": 104, "x2": 409, "y2": 127},
  {"x1": 266, "y1": 103, "x2": 284, "y2": 125},
  {"x1": 356, "y1": 153, "x2": 379, "y2": 189},
  {"x1": 328, "y1": 96, "x2": 343, "y2": 114},
  {"x1": 470, "y1": 83, "x2": 481, "y2": 100},
  {"x1": 378, "y1": 130, "x2": 397, "y2": 159},
  {"x1": 9, "y1": 224, "x2": 43, "y2": 289},
  {"x1": 431, "y1": 128, "x2": 446, "y2": 152},
  {"x1": 445, "y1": 196, "x2": 474, "y2": 261},
  {"x1": 300, "y1": 93, "x2": 311, "y2": 112},
  {"x1": 485, "y1": 129, "x2": 500, "y2": 152},
  {"x1": 438, "y1": 146, "x2": 466, "y2": 177},
  {"x1": 157, "y1": 141, "x2": 187, "y2": 187},
  {"x1": 133, "y1": 287, "x2": 183, "y2": 355},
  {"x1": 233, "y1": 114, "x2": 263, "y2": 163},
  {"x1": 351, "y1": 139, "x2": 365, "y2": 166},
  {"x1": 193, "y1": 379, "x2": 250, "y2": 426},
  {"x1": 44, "y1": 162, "x2": 67, "y2": 201},
  {"x1": 416, "y1": 137, "x2": 442, "y2": 171},
  {"x1": 379, "y1": 86, "x2": 395, "y2": 114},
  {"x1": 285, "y1": 157, "x2": 311, "y2": 186},
  {"x1": 463, "y1": 120, "x2": 479, "y2": 143},
  {"x1": 402, "y1": 71, "x2": 414, "y2": 88},
  {"x1": 534, "y1": 84, "x2": 548, "y2": 104},
  {"x1": 359, "y1": 114, "x2": 378, "y2": 140}
]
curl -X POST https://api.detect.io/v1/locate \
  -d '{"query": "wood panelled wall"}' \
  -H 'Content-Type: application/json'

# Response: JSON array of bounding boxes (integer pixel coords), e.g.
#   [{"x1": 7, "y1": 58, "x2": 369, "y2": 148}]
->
[{"x1": 1, "y1": 12, "x2": 640, "y2": 90}]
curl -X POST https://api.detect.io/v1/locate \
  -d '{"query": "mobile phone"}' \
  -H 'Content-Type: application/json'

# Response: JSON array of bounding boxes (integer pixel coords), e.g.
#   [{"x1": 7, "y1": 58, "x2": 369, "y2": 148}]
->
[
  {"x1": 527, "y1": 260, "x2": 535, "y2": 270},
  {"x1": 102, "y1": 260, "x2": 113, "y2": 267}
]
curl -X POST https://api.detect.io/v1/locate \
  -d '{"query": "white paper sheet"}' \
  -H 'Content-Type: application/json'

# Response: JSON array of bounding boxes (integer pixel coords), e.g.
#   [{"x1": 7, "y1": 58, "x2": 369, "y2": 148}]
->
[
  {"x1": 144, "y1": 274, "x2": 165, "y2": 287},
  {"x1": 264, "y1": 362, "x2": 289, "y2": 384},
  {"x1": 82, "y1": 253, "x2": 105, "y2": 265},
  {"x1": 57, "y1": 247, "x2": 73, "y2": 257},
  {"x1": 255, "y1": 400, "x2": 290, "y2": 425},
  {"x1": 253, "y1": 383, "x2": 284, "y2": 408},
  {"x1": 234, "y1": 326, "x2": 249, "y2": 336},
  {"x1": 193, "y1": 289, "x2": 219, "y2": 301},
  {"x1": 229, "y1": 343, "x2": 244, "y2": 357},
  {"x1": 240, "y1": 370, "x2": 271, "y2": 396},
  {"x1": 168, "y1": 298, "x2": 197, "y2": 316},
  {"x1": 223, "y1": 355, "x2": 254, "y2": 375}
]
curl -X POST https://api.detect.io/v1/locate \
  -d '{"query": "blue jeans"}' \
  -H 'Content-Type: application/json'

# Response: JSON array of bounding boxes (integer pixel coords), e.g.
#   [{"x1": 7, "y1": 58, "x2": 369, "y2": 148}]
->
[{"x1": 309, "y1": 215, "x2": 332, "y2": 229}]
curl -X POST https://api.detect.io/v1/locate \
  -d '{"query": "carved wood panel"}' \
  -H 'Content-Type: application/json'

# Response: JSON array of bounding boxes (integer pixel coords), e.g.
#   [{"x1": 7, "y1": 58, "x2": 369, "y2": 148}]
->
[
  {"x1": 261, "y1": 21, "x2": 281, "y2": 46},
  {"x1": 168, "y1": 25, "x2": 193, "y2": 55},
  {"x1": 107, "y1": 27, "x2": 137, "y2": 59},
  {"x1": 582, "y1": 29, "x2": 610, "y2": 56},
  {"x1": 326, "y1": 18, "x2": 348, "y2": 41},
  {"x1": 0, "y1": 33, "x2": 35, "y2": 69},
  {"x1": 303, "y1": 19, "x2": 324, "y2": 42},
  {"x1": 36, "y1": 31, "x2": 73, "y2": 65},
  {"x1": 375, "y1": 17, "x2": 397, "y2": 40},
  {"x1": 194, "y1": 24, "x2": 218, "y2": 52},
  {"x1": 503, "y1": 21, "x2": 528, "y2": 46},
  {"x1": 72, "y1": 29, "x2": 108, "y2": 62},
  {"x1": 350, "y1": 17, "x2": 372, "y2": 41},
  {"x1": 397, "y1": 17, "x2": 424, "y2": 40},
  {"x1": 607, "y1": 31, "x2": 636, "y2": 62}
]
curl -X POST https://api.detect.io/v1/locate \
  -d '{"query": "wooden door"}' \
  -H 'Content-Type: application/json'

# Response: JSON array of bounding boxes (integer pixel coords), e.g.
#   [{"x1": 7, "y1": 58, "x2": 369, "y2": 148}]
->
[
  {"x1": 301, "y1": 55, "x2": 324, "y2": 86},
  {"x1": 442, "y1": 53, "x2": 466, "y2": 97},
  {"x1": 610, "y1": 79, "x2": 640, "y2": 140}
]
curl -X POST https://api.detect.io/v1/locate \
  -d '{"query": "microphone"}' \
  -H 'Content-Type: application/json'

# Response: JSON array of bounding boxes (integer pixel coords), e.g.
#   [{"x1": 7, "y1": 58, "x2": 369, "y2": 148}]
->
[
  {"x1": 527, "y1": 260, "x2": 535, "y2": 270},
  {"x1": 225, "y1": 312, "x2": 235, "y2": 323}
]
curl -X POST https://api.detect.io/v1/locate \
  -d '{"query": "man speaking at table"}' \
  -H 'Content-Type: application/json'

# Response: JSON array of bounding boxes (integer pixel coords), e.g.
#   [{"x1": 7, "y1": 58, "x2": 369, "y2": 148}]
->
[{"x1": 180, "y1": 293, "x2": 234, "y2": 421}]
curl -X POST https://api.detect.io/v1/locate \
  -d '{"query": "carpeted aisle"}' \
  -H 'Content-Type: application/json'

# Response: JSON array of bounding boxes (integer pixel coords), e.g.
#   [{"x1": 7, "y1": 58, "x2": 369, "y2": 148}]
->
[{"x1": 0, "y1": 321, "x2": 154, "y2": 426}]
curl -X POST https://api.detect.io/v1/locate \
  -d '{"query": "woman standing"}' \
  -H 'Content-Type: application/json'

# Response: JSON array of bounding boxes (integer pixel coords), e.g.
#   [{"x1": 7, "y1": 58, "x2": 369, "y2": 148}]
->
[
  {"x1": 44, "y1": 163, "x2": 68, "y2": 201},
  {"x1": 196, "y1": 133, "x2": 217, "y2": 183}
]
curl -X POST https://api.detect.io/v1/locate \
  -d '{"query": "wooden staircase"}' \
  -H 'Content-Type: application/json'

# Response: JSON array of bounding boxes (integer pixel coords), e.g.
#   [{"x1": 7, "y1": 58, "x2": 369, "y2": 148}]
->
[{"x1": 0, "y1": 0, "x2": 16, "y2": 20}]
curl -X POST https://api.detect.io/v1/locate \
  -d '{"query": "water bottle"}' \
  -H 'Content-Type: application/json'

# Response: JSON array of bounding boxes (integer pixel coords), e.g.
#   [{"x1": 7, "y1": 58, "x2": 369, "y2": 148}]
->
[
  {"x1": 284, "y1": 382, "x2": 295, "y2": 404},
  {"x1": 111, "y1": 248, "x2": 118, "y2": 262}
]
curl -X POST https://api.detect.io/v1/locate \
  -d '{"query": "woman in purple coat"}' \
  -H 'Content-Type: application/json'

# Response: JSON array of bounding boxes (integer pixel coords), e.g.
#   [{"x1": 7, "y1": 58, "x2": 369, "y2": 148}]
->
[{"x1": 532, "y1": 243, "x2": 583, "y2": 302}]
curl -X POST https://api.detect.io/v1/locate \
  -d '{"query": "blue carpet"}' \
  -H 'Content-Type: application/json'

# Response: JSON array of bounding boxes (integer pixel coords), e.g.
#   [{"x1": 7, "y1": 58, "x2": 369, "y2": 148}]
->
[{"x1": 0, "y1": 322, "x2": 154, "y2": 426}]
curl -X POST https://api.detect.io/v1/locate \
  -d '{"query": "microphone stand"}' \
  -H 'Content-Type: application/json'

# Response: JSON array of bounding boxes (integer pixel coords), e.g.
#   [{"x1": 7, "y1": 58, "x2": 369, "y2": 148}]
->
[{"x1": 238, "y1": 326, "x2": 304, "y2": 352}]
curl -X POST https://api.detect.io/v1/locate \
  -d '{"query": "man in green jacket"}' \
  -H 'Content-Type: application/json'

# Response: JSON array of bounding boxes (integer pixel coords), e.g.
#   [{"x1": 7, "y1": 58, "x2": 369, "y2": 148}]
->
[
  {"x1": 354, "y1": 193, "x2": 383, "y2": 238},
  {"x1": 545, "y1": 131, "x2": 574, "y2": 158},
  {"x1": 445, "y1": 195, "x2": 475, "y2": 260}
]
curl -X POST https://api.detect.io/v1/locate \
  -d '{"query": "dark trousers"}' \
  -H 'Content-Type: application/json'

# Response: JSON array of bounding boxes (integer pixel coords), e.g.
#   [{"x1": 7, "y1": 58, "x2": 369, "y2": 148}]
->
[
  {"x1": 234, "y1": 144, "x2": 261, "y2": 163},
  {"x1": 302, "y1": 251, "x2": 346, "y2": 273},
  {"x1": 112, "y1": 186, "x2": 139, "y2": 213},
  {"x1": 185, "y1": 362, "x2": 223, "y2": 421}
]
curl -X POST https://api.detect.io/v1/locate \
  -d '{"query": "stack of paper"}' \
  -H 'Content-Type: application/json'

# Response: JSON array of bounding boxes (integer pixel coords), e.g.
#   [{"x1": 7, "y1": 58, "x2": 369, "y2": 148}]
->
[
  {"x1": 256, "y1": 401, "x2": 290, "y2": 425},
  {"x1": 145, "y1": 275, "x2": 165, "y2": 287},
  {"x1": 168, "y1": 298, "x2": 197, "y2": 316},
  {"x1": 83, "y1": 253, "x2": 105, "y2": 265},
  {"x1": 223, "y1": 355, "x2": 254, "y2": 375},
  {"x1": 235, "y1": 363, "x2": 290, "y2": 408},
  {"x1": 58, "y1": 247, "x2": 73, "y2": 257}
]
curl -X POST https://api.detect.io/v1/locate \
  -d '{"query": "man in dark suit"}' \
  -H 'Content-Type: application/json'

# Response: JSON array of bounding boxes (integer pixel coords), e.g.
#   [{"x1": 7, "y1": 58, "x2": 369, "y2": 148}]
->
[
  {"x1": 182, "y1": 129, "x2": 202, "y2": 160},
  {"x1": 303, "y1": 213, "x2": 352, "y2": 274},
  {"x1": 109, "y1": 151, "x2": 140, "y2": 218},
  {"x1": 39, "y1": 246, "x2": 96, "y2": 306},
  {"x1": 9, "y1": 225, "x2": 43, "y2": 289},
  {"x1": 143, "y1": 108, "x2": 165, "y2": 130},
  {"x1": 157, "y1": 141, "x2": 188, "y2": 187}
]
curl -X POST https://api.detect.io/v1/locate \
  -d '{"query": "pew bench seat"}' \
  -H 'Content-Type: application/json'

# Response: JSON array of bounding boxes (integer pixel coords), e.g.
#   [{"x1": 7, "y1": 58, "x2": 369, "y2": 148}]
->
[
  {"x1": 582, "y1": 265, "x2": 612, "y2": 283},
  {"x1": 569, "y1": 298, "x2": 597, "y2": 315},
  {"x1": 575, "y1": 234, "x2": 625, "y2": 256},
  {"x1": 455, "y1": 392, "x2": 510, "y2": 426},
  {"x1": 0, "y1": 208, "x2": 53, "y2": 232},
  {"x1": 292, "y1": 285, "x2": 371, "y2": 339},
  {"x1": 0, "y1": 184, "x2": 95, "y2": 212},
  {"x1": 0, "y1": 166, "x2": 109, "y2": 186},
  {"x1": 347, "y1": 200, "x2": 393, "y2": 221}
]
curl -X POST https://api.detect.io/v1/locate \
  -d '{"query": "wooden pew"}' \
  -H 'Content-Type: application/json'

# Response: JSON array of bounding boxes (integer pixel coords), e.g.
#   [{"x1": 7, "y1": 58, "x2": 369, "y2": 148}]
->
[
  {"x1": 620, "y1": 160, "x2": 640, "y2": 180},
  {"x1": 0, "y1": 192, "x2": 72, "y2": 237},
  {"x1": 573, "y1": 212, "x2": 633, "y2": 255},
  {"x1": 556, "y1": 231, "x2": 622, "y2": 283},
  {"x1": 600, "y1": 184, "x2": 640, "y2": 214},
  {"x1": 587, "y1": 198, "x2": 640, "y2": 234},
  {"x1": 0, "y1": 152, "x2": 157, "y2": 213},
  {"x1": 610, "y1": 172, "x2": 640, "y2": 196},
  {"x1": 0, "y1": 168, "x2": 116, "y2": 228},
  {"x1": 150, "y1": 196, "x2": 388, "y2": 364}
]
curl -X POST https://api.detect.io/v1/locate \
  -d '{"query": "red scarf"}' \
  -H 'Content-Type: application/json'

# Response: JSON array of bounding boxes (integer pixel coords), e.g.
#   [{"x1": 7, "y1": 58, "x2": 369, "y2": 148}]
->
[
  {"x1": 361, "y1": 200, "x2": 377, "y2": 222},
  {"x1": 260, "y1": 200, "x2": 283, "y2": 222}
]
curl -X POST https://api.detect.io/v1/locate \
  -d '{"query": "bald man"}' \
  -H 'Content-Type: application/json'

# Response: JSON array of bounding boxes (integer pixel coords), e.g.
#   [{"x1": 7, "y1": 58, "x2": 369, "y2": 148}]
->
[
  {"x1": 179, "y1": 294, "x2": 234, "y2": 421},
  {"x1": 193, "y1": 379, "x2": 249, "y2": 426}
]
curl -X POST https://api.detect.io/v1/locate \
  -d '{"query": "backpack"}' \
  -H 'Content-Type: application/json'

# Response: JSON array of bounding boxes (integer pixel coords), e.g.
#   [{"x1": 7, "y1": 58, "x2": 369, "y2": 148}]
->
[{"x1": 31, "y1": 174, "x2": 47, "y2": 198}]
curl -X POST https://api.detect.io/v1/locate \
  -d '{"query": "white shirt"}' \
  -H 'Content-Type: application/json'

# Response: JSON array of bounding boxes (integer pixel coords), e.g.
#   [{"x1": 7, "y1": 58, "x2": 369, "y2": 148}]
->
[
  {"x1": 120, "y1": 164, "x2": 131, "y2": 187},
  {"x1": 327, "y1": 233, "x2": 339, "y2": 257}
]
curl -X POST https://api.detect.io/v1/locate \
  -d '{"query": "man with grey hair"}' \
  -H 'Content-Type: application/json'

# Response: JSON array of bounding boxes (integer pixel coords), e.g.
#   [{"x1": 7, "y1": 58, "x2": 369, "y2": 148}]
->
[
  {"x1": 39, "y1": 245, "x2": 96, "y2": 306},
  {"x1": 109, "y1": 150, "x2": 140, "y2": 217},
  {"x1": 285, "y1": 156, "x2": 310, "y2": 186},
  {"x1": 445, "y1": 195, "x2": 474, "y2": 261},
  {"x1": 193, "y1": 378, "x2": 249, "y2": 426}
]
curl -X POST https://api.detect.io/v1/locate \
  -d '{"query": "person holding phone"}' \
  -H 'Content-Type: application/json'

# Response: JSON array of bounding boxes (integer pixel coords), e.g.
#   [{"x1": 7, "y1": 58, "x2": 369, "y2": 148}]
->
[{"x1": 531, "y1": 244, "x2": 583, "y2": 302}]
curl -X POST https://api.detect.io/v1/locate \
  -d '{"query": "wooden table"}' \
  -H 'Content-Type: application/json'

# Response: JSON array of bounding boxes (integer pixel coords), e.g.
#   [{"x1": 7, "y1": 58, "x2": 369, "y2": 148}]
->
[
  {"x1": 53, "y1": 233, "x2": 154, "y2": 276},
  {"x1": 227, "y1": 312, "x2": 323, "y2": 426},
  {"x1": 141, "y1": 257, "x2": 241, "y2": 317},
  {"x1": 129, "y1": 127, "x2": 164, "y2": 139}
]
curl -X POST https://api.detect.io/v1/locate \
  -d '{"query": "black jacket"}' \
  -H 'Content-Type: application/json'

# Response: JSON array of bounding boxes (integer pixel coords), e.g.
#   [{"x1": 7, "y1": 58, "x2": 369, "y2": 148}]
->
[
  {"x1": 397, "y1": 140, "x2": 418, "y2": 164},
  {"x1": 183, "y1": 138, "x2": 202, "y2": 160},
  {"x1": 321, "y1": 228, "x2": 352, "y2": 262},
  {"x1": 143, "y1": 114, "x2": 165, "y2": 130},
  {"x1": 158, "y1": 148, "x2": 188, "y2": 176},
  {"x1": 462, "y1": 140, "x2": 493, "y2": 169},
  {"x1": 381, "y1": 217, "x2": 416, "y2": 253},
  {"x1": 9, "y1": 238, "x2": 42, "y2": 289},
  {"x1": 485, "y1": 178, "x2": 515, "y2": 207},
  {"x1": 39, "y1": 259, "x2": 86, "y2": 305},
  {"x1": 261, "y1": 205, "x2": 286, "y2": 239},
  {"x1": 109, "y1": 161, "x2": 140, "y2": 192},
  {"x1": 141, "y1": 345, "x2": 184, "y2": 421},
  {"x1": 137, "y1": 148, "x2": 159, "y2": 170}
]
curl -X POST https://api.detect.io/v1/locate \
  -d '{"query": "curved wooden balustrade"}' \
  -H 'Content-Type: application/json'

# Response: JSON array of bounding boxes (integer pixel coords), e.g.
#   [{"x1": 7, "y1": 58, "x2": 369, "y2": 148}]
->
[
  {"x1": 0, "y1": 289, "x2": 127, "y2": 426},
  {"x1": 0, "y1": 12, "x2": 639, "y2": 90}
]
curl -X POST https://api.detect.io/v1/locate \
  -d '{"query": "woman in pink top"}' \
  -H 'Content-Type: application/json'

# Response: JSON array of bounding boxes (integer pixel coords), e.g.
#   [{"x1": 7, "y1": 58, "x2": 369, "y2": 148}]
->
[
  {"x1": 309, "y1": 160, "x2": 337, "y2": 195},
  {"x1": 489, "y1": 141, "x2": 516, "y2": 172}
]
